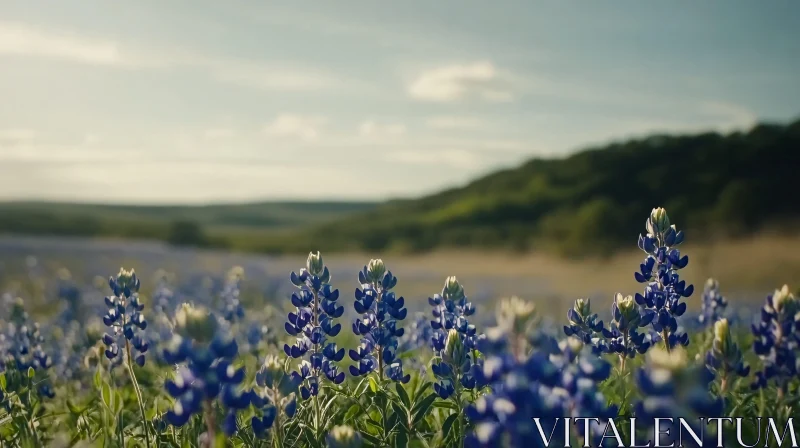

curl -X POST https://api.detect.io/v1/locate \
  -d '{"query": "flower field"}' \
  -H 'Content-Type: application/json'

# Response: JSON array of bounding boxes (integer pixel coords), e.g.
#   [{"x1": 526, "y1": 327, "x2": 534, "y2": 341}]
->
[{"x1": 1, "y1": 208, "x2": 798, "y2": 448}]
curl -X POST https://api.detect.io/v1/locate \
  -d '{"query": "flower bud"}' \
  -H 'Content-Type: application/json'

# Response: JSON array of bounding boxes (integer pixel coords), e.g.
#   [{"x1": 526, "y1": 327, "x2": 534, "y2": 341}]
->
[
  {"x1": 306, "y1": 251, "x2": 324, "y2": 276},
  {"x1": 647, "y1": 346, "x2": 688, "y2": 371},
  {"x1": 713, "y1": 318, "x2": 731, "y2": 354},
  {"x1": 772, "y1": 284, "x2": 797, "y2": 315},
  {"x1": 614, "y1": 293, "x2": 640, "y2": 326},
  {"x1": 326, "y1": 425, "x2": 363, "y2": 448},
  {"x1": 575, "y1": 298, "x2": 591, "y2": 318},
  {"x1": 646, "y1": 207, "x2": 670, "y2": 235},
  {"x1": 227, "y1": 266, "x2": 245, "y2": 282},
  {"x1": 116, "y1": 268, "x2": 137, "y2": 288},
  {"x1": 174, "y1": 303, "x2": 218, "y2": 343},
  {"x1": 443, "y1": 276, "x2": 464, "y2": 300},
  {"x1": 496, "y1": 296, "x2": 537, "y2": 334},
  {"x1": 366, "y1": 259, "x2": 386, "y2": 283},
  {"x1": 443, "y1": 329, "x2": 465, "y2": 366}
]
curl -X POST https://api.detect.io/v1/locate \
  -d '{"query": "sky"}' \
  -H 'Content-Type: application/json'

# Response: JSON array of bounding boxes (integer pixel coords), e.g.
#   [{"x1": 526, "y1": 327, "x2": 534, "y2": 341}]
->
[{"x1": 1, "y1": 1, "x2": 798, "y2": 204}]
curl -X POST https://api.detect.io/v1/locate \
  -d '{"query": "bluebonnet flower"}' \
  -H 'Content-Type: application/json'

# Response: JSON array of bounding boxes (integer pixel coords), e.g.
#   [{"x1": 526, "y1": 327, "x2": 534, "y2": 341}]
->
[
  {"x1": 698, "y1": 278, "x2": 728, "y2": 327},
  {"x1": 467, "y1": 336, "x2": 616, "y2": 448},
  {"x1": 250, "y1": 355, "x2": 300, "y2": 441},
  {"x1": 750, "y1": 285, "x2": 800, "y2": 395},
  {"x1": 327, "y1": 425, "x2": 363, "y2": 448},
  {"x1": 634, "y1": 346, "x2": 723, "y2": 447},
  {"x1": 563, "y1": 298, "x2": 605, "y2": 352},
  {"x1": 100, "y1": 268, "x2": 149, "y2": 367},
  {"x1": 634, "y1": 208, "x2": 693, "y2": 350},
  {"x1": 705, "y1": 318, "x2": 749, "y2": 394},
  {"x1": 349, "y1": 259, "x2": 410, "y2": 383},
  {"x1": 602, "y1": 293, "x2": 653, "y2": 369},
  {"x1": 0, "y1": 297, "x2": 55, "y2": 399},
  {"x1": 163, "y1": 304, "x2": 249, "y2": 436},
  {"x1": 284, "y1": 252, "x2": 345, "y2": 400},
  {"x1": 220, "y1": 266, "x2": 245, "y2": 323},
  {"x1": 429, "y1": 277, "x2": 484, "y2": 398}
]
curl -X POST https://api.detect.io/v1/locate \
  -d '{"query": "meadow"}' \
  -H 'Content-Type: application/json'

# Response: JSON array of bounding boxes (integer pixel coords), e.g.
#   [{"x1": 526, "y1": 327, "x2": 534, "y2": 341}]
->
[{"x1": 0, "y1": 208, "x2": 799, "y2": 447}]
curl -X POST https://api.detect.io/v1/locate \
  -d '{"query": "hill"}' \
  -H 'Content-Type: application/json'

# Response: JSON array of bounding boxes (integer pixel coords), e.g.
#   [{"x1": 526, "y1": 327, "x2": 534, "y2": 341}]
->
[
  {"x1": 266, "y1": 119, "x2": 800, "y2": 255},
  {"x1": 2, "y1": 119, "x2": 797, "y2": 255},
  {"x1": 0, "y1": 201, "x2": 376, "y2": 248}
]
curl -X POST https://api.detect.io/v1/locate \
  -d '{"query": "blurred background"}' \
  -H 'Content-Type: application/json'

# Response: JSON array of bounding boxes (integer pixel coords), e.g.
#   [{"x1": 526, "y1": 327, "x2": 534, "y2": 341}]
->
[{"x1": 1, "y1": 1, "x2": 799, "y2": 318}]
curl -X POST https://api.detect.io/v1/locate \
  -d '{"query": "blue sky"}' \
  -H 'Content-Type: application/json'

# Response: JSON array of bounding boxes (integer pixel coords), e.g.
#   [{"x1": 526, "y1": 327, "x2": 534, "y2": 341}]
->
[{"x1": 1, "y1": 1, "x2": 798, "y2": 204}]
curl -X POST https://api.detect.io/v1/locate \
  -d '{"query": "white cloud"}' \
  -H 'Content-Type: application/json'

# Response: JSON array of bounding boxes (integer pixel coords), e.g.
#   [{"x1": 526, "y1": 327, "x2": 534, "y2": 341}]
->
[
  {"x1": 0, "y1": 21, "x2": 122, "y2": 65},
  {"x1": 0, "y1": 22, "x2": 340, "y2": 92},
  {"x1": 264, "y1": 114, "x2": 327, "y2": 141},
  {"x1": 385, "y1": 149, "x2": 484, "y2": 169},
  {"x1": 408, "y1": 61, "x2": 514, "y2": 103},
  {"x1": 358, "y1": 120, "x2": 406, "y2": 137},
  {"x1": 425, "y1": 116, "x2": 484, "y2": 130}
]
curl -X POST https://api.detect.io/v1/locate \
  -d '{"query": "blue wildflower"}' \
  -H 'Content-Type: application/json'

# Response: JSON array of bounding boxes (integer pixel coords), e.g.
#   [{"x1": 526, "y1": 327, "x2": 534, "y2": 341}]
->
[
  {"x1": 100, "y1": 268, "x2": 149, "y2": 367},
  {"x1": 467, "y1": 336, "x2": 615, "y2": 448},
  {"x1": 250, "y1": 355, "x2": 300, "y2": 441},
  {"x1": 564, "y1": 298, "x2": 606, "y2": 353},
  {"x1": 429, "y1": 277, "x2": 484, "y2": 397},
  {"x1": 220, "y1": 266, "x2": 245, "y2": 323},
  {"x1": 601, "y1": 293, "x2": 653, "y2": 369},
  {"x1": 634, "y1": 346, "x2": 723, "y2": 447},
  {"x1": 634, "y1": 208, "x2": 693, "y2": 350},
  {"x1": 698, "y1": 278, "x2": 728, "y2": 327},
  {"x1": 349, "y1": 259, "x2": 410, "y2": 383},
  {"x1": 750, "y1": 285, "x2": 799, "y2": 395},
  {"x1": 284, "y1": 252, "x2": 345, "y2": 400},
  {"x1": 163, "y1": 304, "x2": 248, "y2": 436},
  {"x1": 705, "y1": 318, "x2": 749, "y2": 394}
]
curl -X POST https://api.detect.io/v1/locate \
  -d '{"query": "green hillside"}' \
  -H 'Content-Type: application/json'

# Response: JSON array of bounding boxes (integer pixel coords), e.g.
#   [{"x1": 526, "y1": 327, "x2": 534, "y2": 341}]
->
[
  {"x1": 0, "y1": 201, "x2": 376, "y2": 248},
  {"x1": 2, "y1": 119, "x2": 797, "y2": 254},
  {"x1": 268, "y1": 119, "x2": 800, "y2": 255}
]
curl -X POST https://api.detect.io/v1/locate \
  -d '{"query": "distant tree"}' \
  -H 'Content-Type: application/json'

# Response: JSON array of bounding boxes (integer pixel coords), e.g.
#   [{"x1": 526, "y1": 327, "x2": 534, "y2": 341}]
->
[{"x1": 166, "y1": 220, "x2": 207, "y2": 247}]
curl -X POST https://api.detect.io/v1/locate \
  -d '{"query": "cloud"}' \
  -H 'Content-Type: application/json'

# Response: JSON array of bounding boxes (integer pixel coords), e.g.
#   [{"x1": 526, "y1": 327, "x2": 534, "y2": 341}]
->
[
  {"x1": 0, "y1": 22, "x2": 340, "y2": 92},
  {"x1": 385, "y1": 149, "x2": 484, "y2": 169},
  {"x1": 408, "y1": 61, "x2": 514, "y2": 103},
  {"x1": 0, "y1": 21, "x2": 122, "y2": 65},
  {"x1": 264, "y1": 114, "x2": 327, "y2": 141},
  {"x1": 425, "y1": 116, "x2": 484, "y2": 130},
  {"x1": 358, "y1": 120, "x2": 406, "y2": 137}
]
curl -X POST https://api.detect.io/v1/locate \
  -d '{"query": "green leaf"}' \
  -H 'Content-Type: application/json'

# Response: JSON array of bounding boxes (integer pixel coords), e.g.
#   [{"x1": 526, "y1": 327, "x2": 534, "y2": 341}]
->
[
  {"x1": 0, "y1": 372, "x2": 5, "y2": 391},
  {"x1": 395, "y1": 383, "x2": 410, "y2": 409},
  {"x1": 113, "y1": 390, "x2": 124, "y2": 415},
  {"x1": 441, "y1": 413, "x2": 459, "y2": 440},
  {"x1": 394, "y1": 429, "x2": 409, "y2": 448},
  {"x1": 100, "y1": 382, "x2": 113, "y2": 411},
  {"x1": 433, "y1": 400, "x2": 457, "y2": 410},
  {"x1": 391, "y1": 401, "x2": 407, "y2": 430},
  {"x1": 360, "y1": 431, "x2": 383, "y2": 446},
  {"x1": 93, "y1": 368, "x2": 102, "y2": 390},
  {"x1": 66, "y1": 399, "x2": 85, "y2": 415},
  {"x1": 343, "y1": 404, "x2": 361, "y2": 422},
  {"x1": 411, "y1": 393, "x2": 437, "y2": 425},
  {"x1": 369, "y1": 377, "x2": 379, "y2": 394}
]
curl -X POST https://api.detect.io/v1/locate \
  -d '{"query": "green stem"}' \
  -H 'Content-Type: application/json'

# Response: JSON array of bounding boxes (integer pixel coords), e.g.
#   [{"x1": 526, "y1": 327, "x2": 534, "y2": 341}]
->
[
  {"x1": 125, "y1": 339, "x2": 151, "y2": 448},
  {"x1": 203, "y1": 399, "x2": 217, "y2": 444},
  {"x1": 661, "y1": 330, "x2": 671, "y2": 353},
  {"x1": 454, "y1": 371, "x2": 465, "y2": 448}
]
